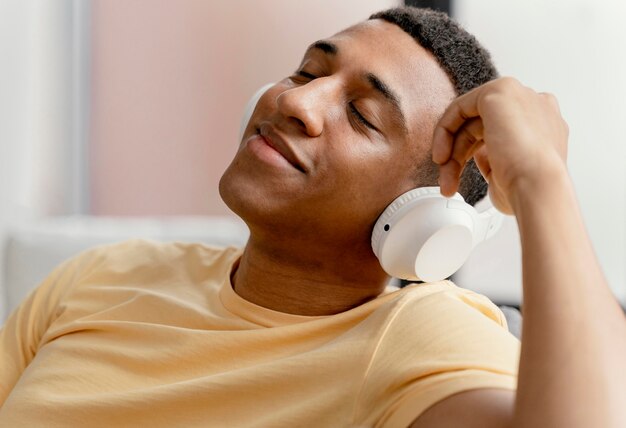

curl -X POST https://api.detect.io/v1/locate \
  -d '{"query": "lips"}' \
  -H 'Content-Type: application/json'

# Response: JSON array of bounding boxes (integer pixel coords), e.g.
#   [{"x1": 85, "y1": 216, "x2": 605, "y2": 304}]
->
[{"x1": 258, "y1": 124, "x2": 306, "y2": 173}]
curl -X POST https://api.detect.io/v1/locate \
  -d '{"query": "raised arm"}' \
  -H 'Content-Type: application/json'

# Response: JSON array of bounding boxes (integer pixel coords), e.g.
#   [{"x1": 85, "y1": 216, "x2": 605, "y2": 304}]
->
[{"x1": 414, "y1": 77, "x2": 626, "y2": 428}]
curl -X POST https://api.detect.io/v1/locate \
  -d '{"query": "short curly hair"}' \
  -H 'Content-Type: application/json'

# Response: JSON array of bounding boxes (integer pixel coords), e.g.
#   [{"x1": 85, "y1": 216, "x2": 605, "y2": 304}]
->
[{"x1": 369, "y1": 7, "x2": 497, "y2": 206}]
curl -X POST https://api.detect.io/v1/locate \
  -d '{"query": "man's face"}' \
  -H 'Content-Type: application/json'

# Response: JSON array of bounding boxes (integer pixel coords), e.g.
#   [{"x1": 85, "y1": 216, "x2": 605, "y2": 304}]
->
[{"x1": 219, "y1": 19, "x2": 455, "y2": 248}]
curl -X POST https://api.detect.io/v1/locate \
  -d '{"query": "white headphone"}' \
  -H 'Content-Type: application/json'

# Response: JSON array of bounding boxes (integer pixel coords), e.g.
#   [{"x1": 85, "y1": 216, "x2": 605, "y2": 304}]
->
[
  {"x1": 240, "y1": 85, "x2": 503, "y2": 283},
  {"x1": 371, "y1": 187, "x2": 502, "y2": 282}
]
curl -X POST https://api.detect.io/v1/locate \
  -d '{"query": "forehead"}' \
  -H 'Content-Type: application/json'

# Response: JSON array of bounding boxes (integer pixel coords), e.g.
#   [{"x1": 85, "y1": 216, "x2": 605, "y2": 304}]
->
[{"x1": 320, "y1": 19, "x2": 455, "y2": 132}]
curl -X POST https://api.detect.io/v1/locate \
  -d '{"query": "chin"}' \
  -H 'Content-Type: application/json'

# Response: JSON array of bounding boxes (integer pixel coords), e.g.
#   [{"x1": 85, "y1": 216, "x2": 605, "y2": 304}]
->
[
  {"x1": 219, "y1": 164, "x2": 290, "y2": 230},
  {"x1": 218, "y1": 166, "x2": 249, "y2": 218}
]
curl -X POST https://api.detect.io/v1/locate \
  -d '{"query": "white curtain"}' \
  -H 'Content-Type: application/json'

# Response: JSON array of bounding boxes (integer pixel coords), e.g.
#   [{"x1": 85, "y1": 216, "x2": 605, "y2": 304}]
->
[{"x1": 0, "y1": 0, "x2": 89, "y2": 319}]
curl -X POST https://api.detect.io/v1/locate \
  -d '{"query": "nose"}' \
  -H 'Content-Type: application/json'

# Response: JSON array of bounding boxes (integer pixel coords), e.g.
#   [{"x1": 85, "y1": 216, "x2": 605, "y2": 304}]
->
[{"x1": 276, "y1": 79, "x2": 336, "y2": 137}]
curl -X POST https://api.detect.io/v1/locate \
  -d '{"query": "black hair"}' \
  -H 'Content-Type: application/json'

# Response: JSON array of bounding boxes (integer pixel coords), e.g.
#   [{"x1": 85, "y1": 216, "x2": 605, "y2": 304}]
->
[{"x1": 369, "y1": 6, "x2": 497, "y2": 206}]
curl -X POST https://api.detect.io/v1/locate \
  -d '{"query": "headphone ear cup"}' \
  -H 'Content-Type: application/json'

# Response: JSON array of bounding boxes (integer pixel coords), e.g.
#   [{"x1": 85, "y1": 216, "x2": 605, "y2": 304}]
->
[{"x1": 372, "y1": 187, "x2": 476, "y2": 282}]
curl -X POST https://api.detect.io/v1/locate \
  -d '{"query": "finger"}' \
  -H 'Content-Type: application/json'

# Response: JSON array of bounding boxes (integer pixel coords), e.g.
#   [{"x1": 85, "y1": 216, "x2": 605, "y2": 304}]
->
[
  {"x1": 432, "y1": 85, "x2": 484, "y2": 164},
  {"x1": 451, "y1": 118, "x2": 484, "y2": 169},
  {"x1": 473, "y1": 146, "x2": 491, "y2": 182},
  {"x1": 439, "y1": 143, "x2": 485, "y2": 197},
  {"x1": 438, "y1": 118, "x2": 484, "y2": 196},
  {"x1": 438, "y1": 158, "x2": 462, "y2": 197}
]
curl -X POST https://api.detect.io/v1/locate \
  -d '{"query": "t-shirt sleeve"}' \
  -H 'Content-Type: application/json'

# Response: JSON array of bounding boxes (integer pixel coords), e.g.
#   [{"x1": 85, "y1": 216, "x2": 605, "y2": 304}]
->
[
  {"x1": 0, "y1": 248, "x2": 102, "y2": 406},
  {"x1": 354, "y1": 282, "x2": 520, "y2": 428}
]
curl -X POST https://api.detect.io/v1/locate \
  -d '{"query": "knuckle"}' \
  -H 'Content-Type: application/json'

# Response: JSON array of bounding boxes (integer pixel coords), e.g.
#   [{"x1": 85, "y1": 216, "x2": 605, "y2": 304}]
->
[
  {"x1": 562, "y1": 120, "x2": 570, "y2": 136},
  {"x1": 540, "y1": 92, "x2": 560, "y2": 108},
  {"x1": 478, "y1": 90, "x2": 502, "y2": 109},
  {"x1": 493, "y1": 76, "x2": 522, "y2": 92},
  {"x1": 479, "y1": 77, "x2": 523, "y2": 107},
  {"x1": 542, "y1": 91, "x2": 557, "y2": 101}
]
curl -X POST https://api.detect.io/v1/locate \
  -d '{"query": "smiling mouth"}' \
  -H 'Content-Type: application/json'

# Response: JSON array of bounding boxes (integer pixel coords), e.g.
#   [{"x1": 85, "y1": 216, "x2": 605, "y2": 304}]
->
[{"x1": 257, "y1": 127, "x2": 306, "y2": 173}]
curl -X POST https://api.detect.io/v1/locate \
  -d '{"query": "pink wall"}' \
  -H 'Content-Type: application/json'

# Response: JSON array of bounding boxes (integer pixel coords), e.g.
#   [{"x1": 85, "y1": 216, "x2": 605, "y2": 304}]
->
[{"x1": 89, "y1": 0, "x2": 400, "y2": 216}]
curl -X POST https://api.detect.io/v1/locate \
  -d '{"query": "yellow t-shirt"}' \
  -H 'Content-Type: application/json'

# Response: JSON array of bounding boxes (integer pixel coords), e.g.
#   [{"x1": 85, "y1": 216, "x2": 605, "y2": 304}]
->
[{"x1": 0, "y1": 240, "x2": 519, "y2": 427}]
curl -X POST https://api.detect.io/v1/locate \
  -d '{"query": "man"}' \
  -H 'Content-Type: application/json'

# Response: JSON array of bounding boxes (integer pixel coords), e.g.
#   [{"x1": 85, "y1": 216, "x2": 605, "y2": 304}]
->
[{"x1": 1, "y1": 6, "x2": 624, "y2": 427}]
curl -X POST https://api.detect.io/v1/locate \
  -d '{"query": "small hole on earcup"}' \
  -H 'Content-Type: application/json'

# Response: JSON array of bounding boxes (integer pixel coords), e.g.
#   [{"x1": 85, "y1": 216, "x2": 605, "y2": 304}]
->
[{"x1": 384, "y1": 224, "x2": 390, "y2": 231}]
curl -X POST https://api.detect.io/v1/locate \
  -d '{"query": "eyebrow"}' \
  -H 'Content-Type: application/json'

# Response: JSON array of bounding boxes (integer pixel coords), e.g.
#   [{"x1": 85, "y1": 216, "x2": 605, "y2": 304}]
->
[
  {"x1": 364, "y1": 73, "x2": 408, "y2": 135},
  {"x1": 307, "y1": 40, "x2": 408, "y2": 136},
  {"x1": 308, "y1": 40, "x2": 338, "y2": 55}
]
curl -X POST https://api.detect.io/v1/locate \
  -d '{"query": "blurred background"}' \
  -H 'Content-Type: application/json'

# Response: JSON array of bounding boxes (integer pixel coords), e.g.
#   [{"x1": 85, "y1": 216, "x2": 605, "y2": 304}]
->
[{"x1": 1, "y1": 0, "x2": 625, "y2": 319}]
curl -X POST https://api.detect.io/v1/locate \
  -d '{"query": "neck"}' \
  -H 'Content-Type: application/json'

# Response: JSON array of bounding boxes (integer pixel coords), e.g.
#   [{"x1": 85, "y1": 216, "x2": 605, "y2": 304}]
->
[{"x1": 231, "y1": 234, "x2": 390, "y2": 316}]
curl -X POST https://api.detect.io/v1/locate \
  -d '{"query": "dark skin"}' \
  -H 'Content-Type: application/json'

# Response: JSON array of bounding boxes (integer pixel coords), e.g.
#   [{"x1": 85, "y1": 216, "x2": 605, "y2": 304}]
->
[
  {"x1": 219, "y1": 20, "x2": 455, "y2": 316},
  {"x1": 220, "y1": 18, "x2": 626, "y2": 428}
]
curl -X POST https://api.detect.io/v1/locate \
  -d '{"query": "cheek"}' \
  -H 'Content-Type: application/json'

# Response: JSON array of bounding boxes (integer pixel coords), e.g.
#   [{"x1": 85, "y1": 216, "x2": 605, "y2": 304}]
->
[{"x1": 319, "y1": 137, "x2": 411, "y2": 204}]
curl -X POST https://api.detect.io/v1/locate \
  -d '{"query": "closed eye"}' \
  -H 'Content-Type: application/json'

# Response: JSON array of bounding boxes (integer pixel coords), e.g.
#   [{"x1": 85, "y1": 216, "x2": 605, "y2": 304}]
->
[
  {"x1": 349, "y1": 102, "x2": 377, "y2": 131},
  {"x1": 288, "y1": 70, "x2": 318, "y2": 85},
  {"x1": 296, "y1": 70, "x2": 317, "y2": 80},
  {"x1": 292, "y1": 70, "x2": 377, "y2": 132}
]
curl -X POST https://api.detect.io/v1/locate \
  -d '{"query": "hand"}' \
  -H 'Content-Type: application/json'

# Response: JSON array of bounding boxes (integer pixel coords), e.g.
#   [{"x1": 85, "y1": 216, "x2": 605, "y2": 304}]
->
[{"x1": 432, "y1": 77, "x2": 569, "y2": 214}]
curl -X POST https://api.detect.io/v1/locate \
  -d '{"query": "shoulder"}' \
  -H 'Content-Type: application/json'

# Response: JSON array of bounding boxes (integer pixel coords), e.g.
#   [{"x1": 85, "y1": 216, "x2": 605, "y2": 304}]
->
[
  {"x1": 354, "y1": 281, "x2": 519, "y2": 427},
  {"x1": 44, "y1": 240, "x2": 242, "y2": 303},
  {"x1": 41, "y1": 240, "x2": 242, "y2": 325},
  {"x1": 384, "y1": 280, "x2": 510, "y2": 331},
  {"x1": 71, "y1": 239, "x2": 242, "y2": 276},
  {"x1": 368, "y1": 281, "x2": 519, "y2": 365}
]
